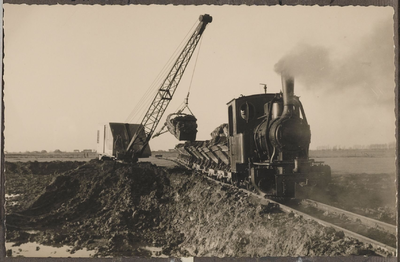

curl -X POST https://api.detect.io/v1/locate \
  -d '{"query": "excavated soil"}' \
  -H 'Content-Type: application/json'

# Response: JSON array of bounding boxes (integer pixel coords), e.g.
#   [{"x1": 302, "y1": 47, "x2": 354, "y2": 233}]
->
[{"x1": 5, "y1": 160, "x2": 393, "y2": 257}]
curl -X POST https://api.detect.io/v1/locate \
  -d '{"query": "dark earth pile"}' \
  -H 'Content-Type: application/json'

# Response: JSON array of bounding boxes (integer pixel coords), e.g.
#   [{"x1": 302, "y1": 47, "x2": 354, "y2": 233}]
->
[
  {"x1": 5, "y1": 160, "x2": 392, "y2": 257},
  {"x1": 5, "y1": 161, "x2": 85, "y2": 213}
]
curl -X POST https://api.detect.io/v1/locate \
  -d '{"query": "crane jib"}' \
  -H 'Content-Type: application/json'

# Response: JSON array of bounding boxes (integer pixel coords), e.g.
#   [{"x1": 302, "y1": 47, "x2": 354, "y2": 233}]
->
[{"x1": 125, "y1": 14, "x2": 212, "y2": 159}]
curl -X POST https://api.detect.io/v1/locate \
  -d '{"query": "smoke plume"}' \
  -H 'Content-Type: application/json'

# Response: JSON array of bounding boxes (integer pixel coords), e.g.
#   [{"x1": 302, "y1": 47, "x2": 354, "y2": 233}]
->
[{"x1": 274, "y1": 18, "x2": 394, "y2": 107}]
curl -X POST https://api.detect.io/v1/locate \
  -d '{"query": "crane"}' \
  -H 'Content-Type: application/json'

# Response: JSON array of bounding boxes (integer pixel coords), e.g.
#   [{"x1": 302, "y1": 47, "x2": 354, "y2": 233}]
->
[{"x1": 123, "y1": 14, "x2": 212, "y2": 162}]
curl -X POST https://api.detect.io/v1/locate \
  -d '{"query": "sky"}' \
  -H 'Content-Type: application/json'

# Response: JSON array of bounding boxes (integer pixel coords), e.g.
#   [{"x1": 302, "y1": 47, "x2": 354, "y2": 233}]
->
[{"x1": 3, "y1": 4, "x2": 395, "y2": 152}]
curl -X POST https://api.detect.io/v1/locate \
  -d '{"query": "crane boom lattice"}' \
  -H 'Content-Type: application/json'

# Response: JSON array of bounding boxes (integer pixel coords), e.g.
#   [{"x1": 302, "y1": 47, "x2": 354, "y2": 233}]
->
[{"x1": 126, "y1": 14, "x2": 212, "y2": 159}]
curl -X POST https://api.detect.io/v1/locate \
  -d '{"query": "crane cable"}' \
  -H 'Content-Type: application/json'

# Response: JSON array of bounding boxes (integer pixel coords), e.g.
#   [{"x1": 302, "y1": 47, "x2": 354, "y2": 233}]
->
[
  {"x1": 152, "y1": 34, "x2": 204, "y2": 139},
  {"x1": 125, "y1": 28, "x2": 196, "y2": 123},
  {"x1": 125, "y1": 27, "x2": 194, "y2": 123},
  {"x1": 125, "y1": 19, "x2": 199, "y2": 123},
  {"x1": 176, "y1": 36, "x2": 203, "y2": 115}
]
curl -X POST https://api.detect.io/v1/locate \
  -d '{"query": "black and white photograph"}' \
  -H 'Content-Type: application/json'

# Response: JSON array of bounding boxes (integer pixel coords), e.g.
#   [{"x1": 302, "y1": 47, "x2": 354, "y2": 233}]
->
[{"x1": 2, "y1": 2, "x2": 397, "y2": 259}]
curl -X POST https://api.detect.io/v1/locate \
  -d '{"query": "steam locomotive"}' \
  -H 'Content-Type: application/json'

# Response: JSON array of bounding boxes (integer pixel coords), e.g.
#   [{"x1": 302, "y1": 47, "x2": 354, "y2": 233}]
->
[{"x1": 175, "y1": 74, "x2": 331, "y2": 198}]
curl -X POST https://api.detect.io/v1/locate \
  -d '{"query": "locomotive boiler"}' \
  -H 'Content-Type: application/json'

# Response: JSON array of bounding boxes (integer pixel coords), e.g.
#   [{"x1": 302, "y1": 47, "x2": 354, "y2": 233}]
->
[{"x1": 176, "y1": 74, "x2": 331, "y2": 198}]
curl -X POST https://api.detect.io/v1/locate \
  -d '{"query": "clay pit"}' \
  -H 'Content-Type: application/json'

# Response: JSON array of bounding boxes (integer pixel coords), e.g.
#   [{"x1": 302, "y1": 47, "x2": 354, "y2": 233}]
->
[{"x1": 5, "y1": 159, "x2": 396, "y2": 257}]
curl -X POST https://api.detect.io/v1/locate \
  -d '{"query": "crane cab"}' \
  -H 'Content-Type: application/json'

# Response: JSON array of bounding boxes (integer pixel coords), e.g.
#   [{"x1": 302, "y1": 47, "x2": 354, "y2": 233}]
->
[{"x1": 97, "y1": 122, "x2": 151, "y2": 160}]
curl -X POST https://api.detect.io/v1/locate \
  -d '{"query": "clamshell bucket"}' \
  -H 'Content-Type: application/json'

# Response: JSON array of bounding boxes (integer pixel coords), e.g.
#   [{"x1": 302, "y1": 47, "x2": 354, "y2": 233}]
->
[{"x1": 166, "y1": 113, "x2": 198, "y2": 141}]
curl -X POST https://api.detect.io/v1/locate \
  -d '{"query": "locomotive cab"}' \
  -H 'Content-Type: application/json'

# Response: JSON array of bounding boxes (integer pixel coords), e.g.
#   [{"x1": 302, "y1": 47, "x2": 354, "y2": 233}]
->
[{"x1": 227, "y1": 93, "x2": 276, "y2": 175}]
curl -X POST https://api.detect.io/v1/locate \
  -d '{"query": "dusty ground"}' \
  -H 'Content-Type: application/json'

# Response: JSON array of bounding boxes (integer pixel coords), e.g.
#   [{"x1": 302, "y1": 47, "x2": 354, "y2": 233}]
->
[
  {"x1": 5, "y1": 159, "x2": 395, "y2": 257},
  {"x1": 300, "y1": 173, "x2": 396, "y2": 225}
]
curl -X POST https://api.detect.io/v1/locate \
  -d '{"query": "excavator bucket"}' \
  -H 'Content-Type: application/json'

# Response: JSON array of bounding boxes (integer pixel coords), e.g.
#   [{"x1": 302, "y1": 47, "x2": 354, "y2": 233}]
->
[{"x1": 166, "y1": 113, "x2": 198, "y2": 141}]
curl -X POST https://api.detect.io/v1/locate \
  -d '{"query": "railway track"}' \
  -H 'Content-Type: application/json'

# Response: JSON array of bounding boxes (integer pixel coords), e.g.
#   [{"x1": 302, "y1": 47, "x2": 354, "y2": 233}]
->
[
  {"x1": 163, "y1": 157, "x2": 397, "y2": 257},
  {"x1": 295, "y1": 199, "x2": 396, "y2": 238},
  {"x1": 228, "y1": 179, "x2": 396, "y2": 257},
  {"x1": 267, "y1": 198, "x2": 396, "y2": 256}
]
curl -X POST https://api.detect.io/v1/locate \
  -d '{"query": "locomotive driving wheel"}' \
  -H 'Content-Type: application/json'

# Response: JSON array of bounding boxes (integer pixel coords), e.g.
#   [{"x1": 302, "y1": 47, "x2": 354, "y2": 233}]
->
[{"x1": 250, "y1": 167, "x2": 277, "y2": 195}]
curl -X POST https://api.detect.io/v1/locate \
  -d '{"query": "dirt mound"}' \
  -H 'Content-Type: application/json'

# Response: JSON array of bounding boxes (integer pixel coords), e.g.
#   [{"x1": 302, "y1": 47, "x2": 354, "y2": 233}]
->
[
  {"x1": 7, "y1": 160, "x2": 173, "y2": 256},
  {"x1": 155, "y1": 173, "x2": 383, "y2": 257},
  {"x1": 5, "y1": 161, "x2": 84, "y2": 176},
  {"x1": 5, "y1": 161, "x2": 86, "y2": 213},
  {"x1": 6, "y1": 160, "x2": 387, "y2": 257}
]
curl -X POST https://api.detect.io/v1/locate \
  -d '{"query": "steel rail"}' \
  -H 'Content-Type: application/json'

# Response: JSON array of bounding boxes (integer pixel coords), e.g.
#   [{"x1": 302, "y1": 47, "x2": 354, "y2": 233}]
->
[
  {"x1": 299, "y1": 198, "x2": 396, "y2": 235},
  {"x1": 162, "y1": 157, "x2": 396, "y2": 257},
  {"x1": 237, "y1": 182, "x2": 397, "y2": 257},
  {"x1": 264, "y1": 197, "x2": 396, "y2": 256}
]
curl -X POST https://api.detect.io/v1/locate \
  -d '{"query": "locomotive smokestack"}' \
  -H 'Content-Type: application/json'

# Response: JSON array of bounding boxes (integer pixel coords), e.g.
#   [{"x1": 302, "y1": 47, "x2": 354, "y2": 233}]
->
[{"x1": 281, "y1": 73, "x2": 295, "y2": 117}]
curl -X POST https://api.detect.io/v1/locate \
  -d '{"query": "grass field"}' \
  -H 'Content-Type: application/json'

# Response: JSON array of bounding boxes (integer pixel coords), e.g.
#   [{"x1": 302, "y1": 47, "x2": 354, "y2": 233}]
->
[
  {"x1": 5, "y1": 148, "x2": 394, "y2": 161},
  {"x1": 4, "y1": 150, "x2": 179, "y2": 162},
  {"x1": 5, "y1": 152, "x2": 98, "y2": 162},
  {"x1": 309, "y1": 148, "x2": 395, "y2": 158}
]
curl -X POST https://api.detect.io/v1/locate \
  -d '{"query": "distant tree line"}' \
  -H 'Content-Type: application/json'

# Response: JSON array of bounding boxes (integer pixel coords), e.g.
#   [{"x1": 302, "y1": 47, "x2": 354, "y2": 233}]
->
[
  {"x1": 316, "y1": 142, "x2": 395, "y2": 151},
  {"x1": 6, "y1": 149, "x2": 96, "y2": 154}
]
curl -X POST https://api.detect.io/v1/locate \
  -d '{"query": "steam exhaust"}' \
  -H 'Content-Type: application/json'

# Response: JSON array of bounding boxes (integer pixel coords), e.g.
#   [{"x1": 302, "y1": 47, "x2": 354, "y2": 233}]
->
[{"x1": 281, "y1": 73, "x2": 295, "y2": 117}]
